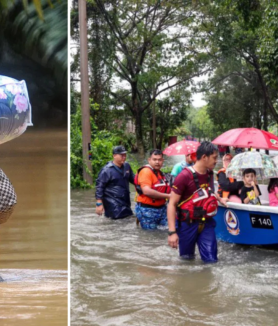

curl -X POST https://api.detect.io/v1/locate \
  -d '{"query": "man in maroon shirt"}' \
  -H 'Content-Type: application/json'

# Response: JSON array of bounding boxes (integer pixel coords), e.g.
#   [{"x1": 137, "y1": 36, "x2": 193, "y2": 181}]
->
[{"x1": 167, "y1": 141, "x2": 228, "y2": 263}]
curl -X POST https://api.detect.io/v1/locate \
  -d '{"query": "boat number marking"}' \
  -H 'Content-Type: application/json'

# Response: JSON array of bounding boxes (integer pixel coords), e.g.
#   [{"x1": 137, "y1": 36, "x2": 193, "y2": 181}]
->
[{"x1": 249, "y1": 214, "x2": 274, "y2": 229}]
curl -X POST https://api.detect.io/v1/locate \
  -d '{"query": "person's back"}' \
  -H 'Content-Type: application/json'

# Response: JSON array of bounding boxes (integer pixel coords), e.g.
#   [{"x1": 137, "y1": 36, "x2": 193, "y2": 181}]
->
[
  {"x1": 268, "y1": 178, "x2": 278, "y2": 207},
  {"x1": 170, "y1": 153, "x2": 196, "y2": 178},
  {"x1": 171, "y1": 161, "x2": 188, "y2": 178}
]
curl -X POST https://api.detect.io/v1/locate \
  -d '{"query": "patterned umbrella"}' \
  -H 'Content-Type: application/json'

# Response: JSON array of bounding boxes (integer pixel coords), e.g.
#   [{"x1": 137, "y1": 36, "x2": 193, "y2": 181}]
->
[
  {"x1": 226, "y1": 152, "x2": 278, "y2": 180},
  {"x1": 0, "y1": 75, "x2": 32, "y2": 145},
  {"x1": 163, "y1": 140, "x2": 200, "y2": 156},
  {"x1": 273, "y1": 156, "x2": 278, "y2": 167}
]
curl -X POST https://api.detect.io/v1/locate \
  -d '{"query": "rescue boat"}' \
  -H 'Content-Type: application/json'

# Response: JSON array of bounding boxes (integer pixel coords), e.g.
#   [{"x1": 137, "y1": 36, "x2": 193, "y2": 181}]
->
[{"x1": 214, "y1": 184, "x2": 278, "y2": 245}]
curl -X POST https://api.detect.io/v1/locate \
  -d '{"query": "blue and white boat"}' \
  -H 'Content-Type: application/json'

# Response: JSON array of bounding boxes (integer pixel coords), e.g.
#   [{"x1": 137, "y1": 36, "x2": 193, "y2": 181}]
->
[{"x1": 215, "y1": 184, "x2": 278, "y2": 245}]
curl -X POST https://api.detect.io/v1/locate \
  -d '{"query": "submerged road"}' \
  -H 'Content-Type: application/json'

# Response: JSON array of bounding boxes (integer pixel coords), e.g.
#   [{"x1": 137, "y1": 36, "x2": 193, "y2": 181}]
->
[{"x1": 71, "y1": 183, "x2": 278, "y2": 326}]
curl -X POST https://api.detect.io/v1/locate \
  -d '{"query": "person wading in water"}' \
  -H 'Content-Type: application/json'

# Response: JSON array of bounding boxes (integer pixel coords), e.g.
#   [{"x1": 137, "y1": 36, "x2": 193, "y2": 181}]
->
[{"x1": 167, "y1": 141, "x2": 228, "y2": 263}]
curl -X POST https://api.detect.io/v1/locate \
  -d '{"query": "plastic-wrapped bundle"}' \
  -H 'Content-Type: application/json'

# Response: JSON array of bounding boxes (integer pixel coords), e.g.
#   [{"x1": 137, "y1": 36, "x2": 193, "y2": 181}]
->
[{"x1": 0, "y1": 75, "x2": 32, "y2": 144}]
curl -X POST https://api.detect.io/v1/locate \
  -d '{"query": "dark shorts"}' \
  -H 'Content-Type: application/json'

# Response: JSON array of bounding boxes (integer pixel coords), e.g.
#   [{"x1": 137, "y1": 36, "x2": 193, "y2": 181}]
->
[{"x1": 176, "y1": 218, "x2": 218, "y2": 263}]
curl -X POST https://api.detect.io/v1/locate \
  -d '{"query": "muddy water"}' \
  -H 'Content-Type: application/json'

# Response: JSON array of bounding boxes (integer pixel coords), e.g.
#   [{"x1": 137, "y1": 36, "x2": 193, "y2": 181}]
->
[
  {"x1": 71, "y1": 155, "x2": 278, "y2": 326},
  {"x1": 0, "y1": 129, "x2": 67, "y2": 325}
]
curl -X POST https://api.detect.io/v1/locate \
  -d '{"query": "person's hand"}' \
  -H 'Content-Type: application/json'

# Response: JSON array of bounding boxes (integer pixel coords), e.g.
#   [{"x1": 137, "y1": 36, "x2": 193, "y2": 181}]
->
[
  {"x1": 251, "y1": 181, "x2": 255, "y2": 187},
  {"x1": 168, "y1": 233, "x2": 179, "y2": 249},
  {"x1": 96, "y1": 205, "x2": 104, "y2": 216},
  {"x1": 219, "y1": 197, "x2": 229, "y2": 207}
]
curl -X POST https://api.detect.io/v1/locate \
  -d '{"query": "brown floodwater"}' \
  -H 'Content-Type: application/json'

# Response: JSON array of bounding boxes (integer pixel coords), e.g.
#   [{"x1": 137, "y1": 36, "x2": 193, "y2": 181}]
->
[
  {"x1": 71, "y1": 154, "x2": 278, "y2": 326},
  {"x1": 0, "y1": 128, "x2": 67, "y2": 325}
]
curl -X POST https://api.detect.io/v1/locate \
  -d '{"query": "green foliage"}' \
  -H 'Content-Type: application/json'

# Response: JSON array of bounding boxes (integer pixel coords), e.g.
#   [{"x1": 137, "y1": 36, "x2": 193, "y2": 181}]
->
[
  {"x1": 152, "y1": 88, "x2": 190, "y2": 149},
  {"x1": 1, "y1": 0, "x2": 67, "y2": 84},
  {"x1": 161, "y1": 166, "x2": 173, "y2": 174},
  {"x1": 70, "y1": 105, "x2": 89, "y2": 188},
  {"x1": 183, "y1": 106, "x2": 216, "y2": 141},
  {"x1": 258, "y1": 0, "x2": 278, "y2": 89},
  {"x1": 82, "y1": 0, "x2": 212, "y2": 155},
  {"x1": 196, "y1": 0, "x2": 278, "y2": 127},
  {"x1": 71, "y1": 98, "x2": 141, "y2": 188}
]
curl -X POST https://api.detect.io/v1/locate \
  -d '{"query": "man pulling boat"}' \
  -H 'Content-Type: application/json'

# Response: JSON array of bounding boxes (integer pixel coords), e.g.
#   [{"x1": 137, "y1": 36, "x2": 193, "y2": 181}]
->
[{"x1": 167, "y1": 142, "x2": 228, "y2": 263}]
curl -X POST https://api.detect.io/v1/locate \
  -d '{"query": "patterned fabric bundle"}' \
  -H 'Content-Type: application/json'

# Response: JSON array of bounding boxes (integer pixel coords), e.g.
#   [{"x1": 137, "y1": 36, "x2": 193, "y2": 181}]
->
[
  {"x1": 0, "y1": 75, "x2": 32, "y2": 145},
  {"x1": 0, "y1": 169, "x2": 17, "y2": 224}
]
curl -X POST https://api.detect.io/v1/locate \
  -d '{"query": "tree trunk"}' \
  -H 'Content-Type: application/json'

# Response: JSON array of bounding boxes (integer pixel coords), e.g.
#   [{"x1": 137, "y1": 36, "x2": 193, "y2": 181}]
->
[{"x1": 253, "y1": 56, "x2": 278, "y2": 123}]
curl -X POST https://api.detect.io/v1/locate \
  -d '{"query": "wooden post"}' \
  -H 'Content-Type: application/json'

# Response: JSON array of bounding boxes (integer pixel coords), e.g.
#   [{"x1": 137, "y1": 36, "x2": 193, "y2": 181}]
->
[
  {"x1": 79, "y1": 0, "x2": 92, "y2": 184},
  {"x1": 152, "y1": 88, "x2": 156, "y2": 149}
]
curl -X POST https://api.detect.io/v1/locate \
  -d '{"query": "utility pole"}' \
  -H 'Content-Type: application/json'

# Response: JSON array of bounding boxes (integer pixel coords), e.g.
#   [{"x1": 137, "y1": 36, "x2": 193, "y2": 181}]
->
[
  {"x1": 79, "y1": 0, "x2": 92, "y2": 184},
  {"x1": 152, "y1": 87, "x2": 156, "y2": 149}
]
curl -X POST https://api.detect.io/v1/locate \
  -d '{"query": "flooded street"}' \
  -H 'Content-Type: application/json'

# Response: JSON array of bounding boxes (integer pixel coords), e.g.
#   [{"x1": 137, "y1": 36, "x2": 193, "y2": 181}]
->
[
  {"x1": 71, "y1": 177, "x2": 278, "y2": 325},
  {"x1": 0, "y1": 129, "x2": 67, "y2": 325}
]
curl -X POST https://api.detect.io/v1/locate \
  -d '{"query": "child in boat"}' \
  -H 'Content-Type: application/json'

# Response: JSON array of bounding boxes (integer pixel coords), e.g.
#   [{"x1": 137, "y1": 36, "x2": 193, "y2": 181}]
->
[
  {"x1": 268, "y1": 178, "x2": 278, "y2": 207},
  {"x1": 240, "y1": 168, "x2": 261, "y2": 205}
]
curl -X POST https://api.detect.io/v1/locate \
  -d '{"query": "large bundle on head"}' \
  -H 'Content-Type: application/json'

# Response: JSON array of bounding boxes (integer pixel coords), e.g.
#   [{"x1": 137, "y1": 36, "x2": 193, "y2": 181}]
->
[{"x1": 0, "y1": 75, "x2": 32, "y2": 144}]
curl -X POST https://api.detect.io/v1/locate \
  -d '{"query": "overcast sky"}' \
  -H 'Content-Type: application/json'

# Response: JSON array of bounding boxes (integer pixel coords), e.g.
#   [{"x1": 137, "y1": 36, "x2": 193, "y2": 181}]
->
[{"x1": 192, "y1": 92, "x2": 207, "y2": 107}]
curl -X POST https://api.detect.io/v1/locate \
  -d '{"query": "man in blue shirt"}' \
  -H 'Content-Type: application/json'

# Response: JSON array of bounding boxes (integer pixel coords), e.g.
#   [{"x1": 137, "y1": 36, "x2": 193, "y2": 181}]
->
[
  {"x1": 95, "y1": 146, "x2": 134, "y2": 219},
  {"x1": 170, "y1": 152, "x2": 196, "y2": 178}
]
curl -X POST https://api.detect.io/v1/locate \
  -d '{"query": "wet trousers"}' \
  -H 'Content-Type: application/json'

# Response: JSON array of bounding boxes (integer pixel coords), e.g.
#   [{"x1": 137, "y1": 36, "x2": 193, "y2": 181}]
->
[
  {"x1": 135, "y1": 203, "x2": 167, "y2": 230},
  {"x1": 177, "y1": 218, "x2": 218, "y2": 263}
]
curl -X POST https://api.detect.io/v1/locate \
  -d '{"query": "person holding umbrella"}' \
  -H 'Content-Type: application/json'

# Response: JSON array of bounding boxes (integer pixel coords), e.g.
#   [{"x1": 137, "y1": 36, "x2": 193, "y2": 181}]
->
[
  {"x1": 163, "y1": 140, "x2": 200, "y2": 179},
  {"x1": 216, "y1": 153, "x2": 244, "y2": 203},
  {"x1": 170, "y1": 152, "x2": 197, "y2": 178}
]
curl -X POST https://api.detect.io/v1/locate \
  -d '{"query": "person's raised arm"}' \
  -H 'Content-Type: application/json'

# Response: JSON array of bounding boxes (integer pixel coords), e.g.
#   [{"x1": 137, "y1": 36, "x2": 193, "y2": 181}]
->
[
  {"x1": 218, "y1": 172, "x2": 244, "y2": 192},
  {"x1": 251, "y1": 179, "x2": 260, "y2": 198}
]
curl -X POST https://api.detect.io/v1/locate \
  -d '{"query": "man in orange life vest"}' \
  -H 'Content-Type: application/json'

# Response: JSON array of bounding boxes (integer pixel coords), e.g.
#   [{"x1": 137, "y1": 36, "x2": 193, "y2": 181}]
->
[
  {"x1": 167, "y1": 142, "x2": 228, "y2": 263},
  {"x1": 135, "y1": 149, "x2": 171, "y2": 229},
  {"x1": 217, "y1": 153, "x2": 243, "y2": 201}
]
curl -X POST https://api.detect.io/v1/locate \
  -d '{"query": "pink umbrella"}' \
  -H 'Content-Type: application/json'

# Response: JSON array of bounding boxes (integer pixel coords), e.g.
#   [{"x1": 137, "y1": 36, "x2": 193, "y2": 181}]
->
[
  {"x1": 212, "y1": 128, "x2": 278, "y2": 151},
  {"x1": 163, "y1": 140, "x2": 200, "y2": 156}
]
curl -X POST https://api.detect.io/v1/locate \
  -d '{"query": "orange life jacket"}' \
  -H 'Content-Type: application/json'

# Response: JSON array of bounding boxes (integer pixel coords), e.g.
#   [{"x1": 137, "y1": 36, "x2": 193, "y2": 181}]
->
[
  {"x1": 216, "y1": 168, "x2": 235, "y2": 198},
  {"x1": 177, "y1": 167, "x2": 218, "y2": 221},
  {"x1": 134, "y1": 165, "x2": 171, "y2": 195}
]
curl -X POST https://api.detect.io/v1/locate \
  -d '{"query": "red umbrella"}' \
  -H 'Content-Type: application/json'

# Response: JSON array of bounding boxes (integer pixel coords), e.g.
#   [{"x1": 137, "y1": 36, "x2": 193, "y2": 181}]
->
[
  {"x1": 212, "y1": 128, "x2": 278, "y2": 151},
  {"x1": 163, "y1": 140, "x2": 200, "y2": 156}
]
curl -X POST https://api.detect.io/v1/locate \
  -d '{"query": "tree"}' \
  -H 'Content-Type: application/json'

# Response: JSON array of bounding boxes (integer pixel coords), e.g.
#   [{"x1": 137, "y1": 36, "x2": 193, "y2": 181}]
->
[
  {"x1": 184, "y1": 106, "x2": 216, "y2": 141},
  {"x1": 154, "y1": 88, "x2": 190, "y2": 149},
  {"x1": 92, "y1": 0, "x2": 210, "y2": 156},
  {"x1": 1, "y1": 0, "x2": 67, "y2": 84},
  {"x1": 204, "y1": 61, "x2": 266, "y2": 132},
  {"x1": 196, "y1": 0, "x2": 278, "y2": 129}
]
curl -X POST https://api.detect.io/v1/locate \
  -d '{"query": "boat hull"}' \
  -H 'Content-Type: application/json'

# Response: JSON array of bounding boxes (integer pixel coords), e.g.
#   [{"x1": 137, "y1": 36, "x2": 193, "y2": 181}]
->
[{"x1": 215, "y1": 203, "x2": 278, "y2": 245}]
